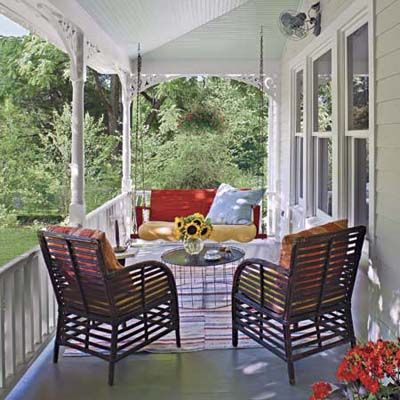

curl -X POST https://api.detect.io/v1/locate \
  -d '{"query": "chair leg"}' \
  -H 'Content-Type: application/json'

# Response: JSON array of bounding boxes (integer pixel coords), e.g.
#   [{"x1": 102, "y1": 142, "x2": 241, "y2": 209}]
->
[
  {"x1": 347, "y1": 310, "x2": 356, "y2": 348},
  {"x1": 53, "y1": 341, "x2": 60, "y2": 364},
  {"x1": 108, "y1": 362, "x2": 115, "y2": 386},
  {"x1": 175, "y1": 327, "x2": 181, "y2": 348},
  {"x1": 53, "y1": 312, "x2": 62, "y2": 363},
  {"x1": 232, "y1": 324, "x2": 239, "y2": 347},
  {"x1": 173, "y1": 291, "x2": 181, "y2": 348},
  {"x1": 287, "y1": 361, "x2": 296, "y2": 385},
  {"x1": 315, "y1": 317, "x2": 322, "y2": 348},
  {"x1": 232, "y1": 299, "x2": 238, "y2": 347},
  {"x1": 108, "y1": 324, "x2": 118, "y2": 386},
  {"x1": 283, "y1": 324, "x2": 295, "y2": 385},
  {"x1": 85, "y1": 319, "x2": 91, "y2": 351}
]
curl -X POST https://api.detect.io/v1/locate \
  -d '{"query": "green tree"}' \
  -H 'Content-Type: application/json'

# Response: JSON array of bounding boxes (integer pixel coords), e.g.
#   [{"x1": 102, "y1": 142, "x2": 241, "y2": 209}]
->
[
  {"x1": 142, "y1": 131, "x2": 256, "y2": 189},
  {"x1": 0, "y1": 35, "x2": 123, "y2": 136},
  {"x1": 39, "y1": 105, "x2": 121, "y2": 213},
  {"x1": 134, "y1": 77, "x2": 267, "y2": 188},
  {"x1": 0, "y1": 99, "x2": 56, "y2": 213}
]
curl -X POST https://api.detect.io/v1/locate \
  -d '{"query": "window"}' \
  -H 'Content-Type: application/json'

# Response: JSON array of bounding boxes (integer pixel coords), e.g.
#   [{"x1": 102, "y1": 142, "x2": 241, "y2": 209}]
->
[
  {"x1": 294, "y1": 69, "x2": 304, "y2": 205},
  {"x1": 295, "y1": 136, "x2": 304, "y2": 203},
  {"x1": 347, "y1": 24, "x2": 369, "y2": 131},
  {"x1": 314, "y1": 137, "x2": 333, "y2": 215},
  {"x1": 296, "y1": 70, "x2": 304, "y2": 133},
  {"x1": 346, "y1": 23, "x2": 369, "y2": 228},
  {"x1": 313, "y1": 50, "x2": 333, "y2": 216},
  {"x1": 353, "y1": 138, "x2": 369, "y2": 226},
  {"x1": 289, "y1": 13, "x2": 372, "y2": 230},
  {"x1": 313, "y1": 51, "x2": 332, "y2": 133}
]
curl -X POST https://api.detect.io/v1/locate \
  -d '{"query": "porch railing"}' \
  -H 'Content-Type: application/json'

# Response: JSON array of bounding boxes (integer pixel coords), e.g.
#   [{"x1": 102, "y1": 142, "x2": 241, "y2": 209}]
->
[
  {"x1": 0, "y1": 191, "x2": 133, "y2": 396},
  {"x1": 86, "y1": 191, "x2": 133, "y2": 245},
  {"x1": 0, "y1": 247, "x2": 56, "y2": 396}
]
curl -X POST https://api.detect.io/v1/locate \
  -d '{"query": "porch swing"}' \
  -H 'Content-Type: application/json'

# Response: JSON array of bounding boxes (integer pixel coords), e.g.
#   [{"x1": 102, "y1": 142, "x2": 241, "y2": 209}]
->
[{"x1": 133, "y1": 29, "x2": 268, "y2": 243}]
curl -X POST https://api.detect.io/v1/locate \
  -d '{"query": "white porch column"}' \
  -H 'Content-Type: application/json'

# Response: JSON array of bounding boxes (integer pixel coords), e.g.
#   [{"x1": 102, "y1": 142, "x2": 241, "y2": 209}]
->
[
  {"x1": 118, "y1": 70, "x2": 133, "y2": 193},
  {"x1": 69, "y1": 30, "x2": 86, "y2": 225},
  {"x1": 34, "y1": 8, "x2": 88, "y2": 225},
  {"x1": 266, "y1": 75, "x2": 281, "y2": 239}
]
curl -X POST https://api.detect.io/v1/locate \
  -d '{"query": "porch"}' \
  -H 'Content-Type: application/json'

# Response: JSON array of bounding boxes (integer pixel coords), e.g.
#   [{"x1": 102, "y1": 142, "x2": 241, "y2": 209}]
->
[
  {"x1": 7, "y1": 341, "x2": 347, "y2": 400},
  {"x1": 0, "y1": 0, "x2": 399, "y2": 398},
  {"x1": 0, "y1": 191, "x2": 369, "y2": 398}
]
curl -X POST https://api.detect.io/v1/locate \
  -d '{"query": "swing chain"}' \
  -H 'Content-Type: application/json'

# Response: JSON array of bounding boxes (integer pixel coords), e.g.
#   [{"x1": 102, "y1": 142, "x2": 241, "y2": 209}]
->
[{"x1": 134, "y1": 43, "x2": 147, "y2": 209}]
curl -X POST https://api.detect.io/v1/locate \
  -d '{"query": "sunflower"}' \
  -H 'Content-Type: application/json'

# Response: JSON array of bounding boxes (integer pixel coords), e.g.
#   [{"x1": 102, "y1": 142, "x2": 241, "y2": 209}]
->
[
  {"x1": 173, "y1": 229, "x2": 182, "y2": 241},
  {"x1": 174, "y1": 216, "x2": 184, "y2": 230},
  {"x1": 191, "y1": 213, "x2": 205, "y2": 226},
  {"x1": 173, "y1": 212, "x2": 213, "y2": 241},
  {"x1": 200, "y1": 224, "x2": 212, "y2": 240},
  {"x1": 193, "y1": 212, "x2": 204, "y2": 219},
  {"x1": 192, "y1": 217, "x2": 203, "y2": 226},
  {"x1": 184, "y1": 222, "x2": 200, "y2": 239}
]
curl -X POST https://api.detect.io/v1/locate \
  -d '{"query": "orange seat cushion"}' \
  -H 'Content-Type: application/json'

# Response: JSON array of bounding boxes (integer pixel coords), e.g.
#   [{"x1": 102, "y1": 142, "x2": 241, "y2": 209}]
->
[
  {"x1": 138, "y1": 221, "x2": 257, "y2": 243},
  {"x1": 279, "y1": 219, "x2": 348, "y2": 269},
  {"x1": 46, "y1": 225, "x2": 122, "y2": 272}
]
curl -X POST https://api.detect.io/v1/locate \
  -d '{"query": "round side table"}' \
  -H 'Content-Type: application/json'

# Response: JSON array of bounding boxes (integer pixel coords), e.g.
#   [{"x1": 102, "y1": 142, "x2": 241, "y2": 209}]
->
[{"x1": 161, "y1": 244, "x2": 245, "y2": 309}]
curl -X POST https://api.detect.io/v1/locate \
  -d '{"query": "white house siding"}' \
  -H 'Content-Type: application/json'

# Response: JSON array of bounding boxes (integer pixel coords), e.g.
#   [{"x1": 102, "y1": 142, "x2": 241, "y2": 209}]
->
[
  {"x1": 279, "y1": 0, "x2": 352, "y2": 236},
  {"x1": 278, "y1": 0, "x2": 400, "y2": 339},
  {"x1": 370, "y1": 0, "x2": 400, "y2": 339}
]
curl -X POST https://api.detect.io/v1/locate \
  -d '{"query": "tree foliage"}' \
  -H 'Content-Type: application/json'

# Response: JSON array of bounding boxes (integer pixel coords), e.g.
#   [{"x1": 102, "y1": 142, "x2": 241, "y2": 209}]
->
[
  {"x1": 135, "y1": 77, "x2": 268, "y2": 189},
  {"x1": 0, "y1": 35, "x2": 267, "y2": 223}
]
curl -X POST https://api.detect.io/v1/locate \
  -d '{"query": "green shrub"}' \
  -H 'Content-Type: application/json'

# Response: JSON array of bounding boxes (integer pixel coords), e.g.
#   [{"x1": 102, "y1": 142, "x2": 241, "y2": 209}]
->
[{"x1": 0, "y1": 204, "x2": 18, "y2": 227}]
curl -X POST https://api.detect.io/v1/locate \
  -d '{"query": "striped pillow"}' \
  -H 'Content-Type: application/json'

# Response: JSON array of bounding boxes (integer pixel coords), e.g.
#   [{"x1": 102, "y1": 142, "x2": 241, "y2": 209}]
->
[
  {"x1": 46, "y1": 225, "x2": 122, "y2": 272},
  {"x1": 279, "y1": 219, "x2": 348, "y2": 269}
]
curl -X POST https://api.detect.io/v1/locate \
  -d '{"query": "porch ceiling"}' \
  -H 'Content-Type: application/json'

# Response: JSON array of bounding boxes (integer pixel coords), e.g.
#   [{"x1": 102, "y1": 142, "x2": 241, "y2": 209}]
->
[{"x1": 0, "y1": 0, "x2": 301, "y2": 75}]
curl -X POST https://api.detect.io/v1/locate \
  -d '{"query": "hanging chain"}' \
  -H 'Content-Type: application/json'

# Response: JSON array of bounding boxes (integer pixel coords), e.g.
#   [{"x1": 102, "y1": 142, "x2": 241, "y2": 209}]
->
[
  {"x1": 259, "y1": 26, "x2": 267, "y2": 234},
  {"x1": 134, "y1": 43, "x2": 147, "y2": 207},
  {"x1": 137, "y1": 46, "x2": 147, "y2": 207}
]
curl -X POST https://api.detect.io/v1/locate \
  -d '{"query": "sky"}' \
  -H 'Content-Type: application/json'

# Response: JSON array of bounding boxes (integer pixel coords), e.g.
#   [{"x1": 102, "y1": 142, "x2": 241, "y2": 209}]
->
[{"x1": 0, "y1": 15, "x2": 27, "y2": 36}]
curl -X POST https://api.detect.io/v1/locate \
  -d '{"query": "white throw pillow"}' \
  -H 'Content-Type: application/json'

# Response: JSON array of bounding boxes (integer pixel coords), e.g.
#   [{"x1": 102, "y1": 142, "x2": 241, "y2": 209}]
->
[{"x1": 207, "y1": 183, "x2": 265, "y2": 225}]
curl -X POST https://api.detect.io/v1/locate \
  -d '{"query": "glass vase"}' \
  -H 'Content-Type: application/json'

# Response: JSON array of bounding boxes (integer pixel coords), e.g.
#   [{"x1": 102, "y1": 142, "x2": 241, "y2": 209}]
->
[{"x1": 183, "y1": 238, "x2": 204, "y2": 255}]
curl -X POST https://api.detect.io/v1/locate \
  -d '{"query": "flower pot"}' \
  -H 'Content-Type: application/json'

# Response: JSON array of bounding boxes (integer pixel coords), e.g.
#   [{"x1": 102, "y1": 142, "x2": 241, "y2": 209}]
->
[{"x1": 183, "y1": 238, "x2": 204, "y2": 255}]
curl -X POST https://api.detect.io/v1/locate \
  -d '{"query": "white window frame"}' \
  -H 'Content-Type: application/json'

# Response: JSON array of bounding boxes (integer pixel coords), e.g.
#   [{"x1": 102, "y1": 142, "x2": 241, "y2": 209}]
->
[
  {"x1": 343, "y1": 18, "x2": 371, "y2": 229},
  {"x1": 310, "y1": 43, "x2": 337, "y2": 221},
  {"x1": 287, "y1": 0, "x2": 374, "y2": 235},
  {"x1": 290, "y1": 65, "x2": 305, "y2": 208}
]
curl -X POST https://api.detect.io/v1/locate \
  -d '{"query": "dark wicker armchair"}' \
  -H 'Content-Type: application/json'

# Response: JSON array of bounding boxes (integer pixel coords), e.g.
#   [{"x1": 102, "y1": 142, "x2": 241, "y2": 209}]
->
[
  {"x1": 232, "y1": 226, "x2": 366, "y2": 384},
  {"x1": 38, "y1": 230, "x2": 180, "y2": 385}
]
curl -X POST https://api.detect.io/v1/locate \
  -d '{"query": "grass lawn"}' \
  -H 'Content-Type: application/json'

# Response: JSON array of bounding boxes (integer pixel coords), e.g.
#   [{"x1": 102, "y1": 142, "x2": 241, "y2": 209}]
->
[{"x1": 0, "y1": 227, "x2": 38, "y2": 268}]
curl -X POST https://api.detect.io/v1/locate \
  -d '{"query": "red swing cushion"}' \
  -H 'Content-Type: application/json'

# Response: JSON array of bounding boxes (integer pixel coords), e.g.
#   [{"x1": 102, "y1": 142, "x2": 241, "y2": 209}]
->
[{"x1": 150, "y1": 189, "x2": 216, "y2": 221}]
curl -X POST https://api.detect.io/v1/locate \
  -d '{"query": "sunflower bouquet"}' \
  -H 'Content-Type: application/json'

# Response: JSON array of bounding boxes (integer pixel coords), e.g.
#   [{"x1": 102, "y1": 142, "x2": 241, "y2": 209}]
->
[{"x1": 174, "y1": 213, "x2": 213, "y2": 241}]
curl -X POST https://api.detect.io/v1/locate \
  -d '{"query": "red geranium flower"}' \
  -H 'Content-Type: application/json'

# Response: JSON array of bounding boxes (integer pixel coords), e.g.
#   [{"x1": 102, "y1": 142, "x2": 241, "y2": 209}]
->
[
  {"x1": 312, "y1": 339, "x2": 400, "y2": 399},
  {"x1": 310, "y1": 381, "x2": 332, "y2": 400}
]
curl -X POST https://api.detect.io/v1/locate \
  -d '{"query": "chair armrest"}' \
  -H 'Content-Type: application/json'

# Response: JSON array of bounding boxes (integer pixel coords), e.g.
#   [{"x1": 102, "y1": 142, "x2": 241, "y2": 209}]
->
[
  {"x1": 107, "y1": 261, "x2": 177, "y2": 311},
  {"x1": 233, "y1": 258, "x2": 290, "y2": 313},
  {"x1": 110, "y1": 260, "x2": 175, "y2": 283}
]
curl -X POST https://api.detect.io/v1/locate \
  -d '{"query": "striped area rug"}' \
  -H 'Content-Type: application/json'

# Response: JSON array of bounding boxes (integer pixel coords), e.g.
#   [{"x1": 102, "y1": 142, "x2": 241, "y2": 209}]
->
[
  {"x1": 63, "y1": 305, "x2": 258, "y2": 357},
  {"x1": 144, "y1": 306, "x2": 258, "y2": 352}
]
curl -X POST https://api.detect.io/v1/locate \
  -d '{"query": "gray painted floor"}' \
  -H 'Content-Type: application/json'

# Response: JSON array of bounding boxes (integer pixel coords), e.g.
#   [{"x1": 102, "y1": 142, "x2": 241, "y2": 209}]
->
[
  {"x1": 6, "y1": 240, "x2": 348, "y2": 400},
  {"x1": 7, "y1": 341, "x2": 347, "y2": 400}
]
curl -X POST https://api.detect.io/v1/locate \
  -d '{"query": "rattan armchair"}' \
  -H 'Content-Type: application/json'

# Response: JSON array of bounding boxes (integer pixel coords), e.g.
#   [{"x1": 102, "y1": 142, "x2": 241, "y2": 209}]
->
[
  {"x1": 232, "y1": 226, "x2": 366, "y2": 384},
  {"x1": 38, "y1": 230, "x2": 180, "y2": 385}
]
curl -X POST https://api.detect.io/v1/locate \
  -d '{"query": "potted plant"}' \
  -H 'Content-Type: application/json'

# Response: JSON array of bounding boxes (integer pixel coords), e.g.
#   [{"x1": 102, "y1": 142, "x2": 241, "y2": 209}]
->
[{"x1": 310, "y1": 339, "x2": 400, "y2": 400}]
